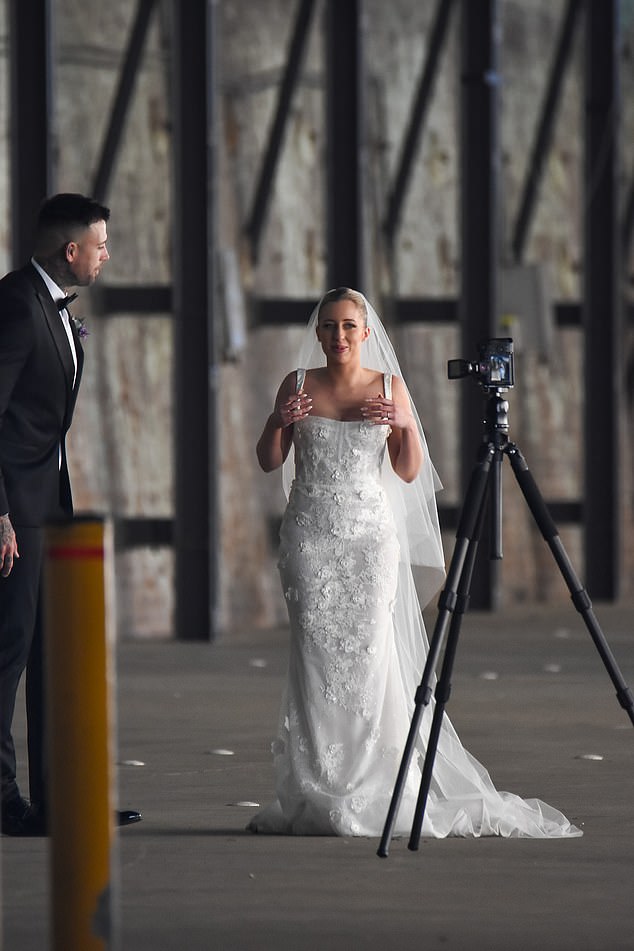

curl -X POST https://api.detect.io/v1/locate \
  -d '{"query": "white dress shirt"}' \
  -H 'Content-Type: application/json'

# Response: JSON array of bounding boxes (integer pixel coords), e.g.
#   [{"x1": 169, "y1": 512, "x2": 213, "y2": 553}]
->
[
  {"x1": 30, "y1": 259, "x2": 78, "y2": 472},
  {"x1": 31, "y1": 258, "x2": 78, "y2": 387}
]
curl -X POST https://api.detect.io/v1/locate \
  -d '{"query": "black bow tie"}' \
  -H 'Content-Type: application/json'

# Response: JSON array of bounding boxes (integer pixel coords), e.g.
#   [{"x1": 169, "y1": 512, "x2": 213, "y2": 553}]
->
[{"x1": 57, "y1": 293, "x2": 78, "y2": 312}]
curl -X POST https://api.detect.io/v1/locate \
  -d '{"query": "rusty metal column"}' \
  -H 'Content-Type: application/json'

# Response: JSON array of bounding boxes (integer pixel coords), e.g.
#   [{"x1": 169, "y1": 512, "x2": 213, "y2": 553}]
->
[
  {"x1": 9, "y1": 0, "x2": 54, "y2": 266},
  {"x1": 583, "y1": 0, "x2": 621, "y2": 599},
  {"x1": 325, "y1": 0, "x2": 365, "y2": 290},
  {"x1": 458, "y1": 0, "x2": 500, "y2": 608},
  {"x1": 171, "y1": 0, "x2": 219, "y2": 639}
]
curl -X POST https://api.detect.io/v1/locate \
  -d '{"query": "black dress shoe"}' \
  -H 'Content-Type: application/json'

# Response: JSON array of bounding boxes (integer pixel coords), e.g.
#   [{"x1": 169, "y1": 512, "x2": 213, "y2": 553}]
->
[
  {"x1": 2, "y1": 795, "x2": 30, "y2": 835},
  {"x1": 1, "y1": 799, "x2": 46, "y2": 837},
  {"x1": 3, "y1": 801, "x2": 141, "y2": 834}
]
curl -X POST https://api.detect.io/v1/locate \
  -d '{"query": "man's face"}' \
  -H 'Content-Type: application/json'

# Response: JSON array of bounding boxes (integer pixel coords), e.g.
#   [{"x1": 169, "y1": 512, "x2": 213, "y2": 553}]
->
[{"x1": 66, "y1": 219, "x2": 109, "y2": 286}]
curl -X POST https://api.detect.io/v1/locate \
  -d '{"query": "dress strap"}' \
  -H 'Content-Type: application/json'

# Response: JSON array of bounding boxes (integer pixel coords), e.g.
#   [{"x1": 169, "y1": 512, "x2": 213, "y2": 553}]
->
[
  {"x1": 383, "y1": 372, "x2": 393, "y2": 399},
  {"x1": 296, "y1": 368, "x2": 306, "y2": 393}
]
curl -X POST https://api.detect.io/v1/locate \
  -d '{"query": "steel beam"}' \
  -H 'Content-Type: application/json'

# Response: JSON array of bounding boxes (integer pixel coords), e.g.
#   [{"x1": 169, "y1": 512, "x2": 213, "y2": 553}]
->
[
  {"x1": 171, "y1": 0, "x2": 219, "y2": 639},
  {"x1": 92, "y1": 0, "x2": 158, "y2": 203},
  {"x1": 251, "y1": 296, "x2": 604, "y2": 327},
  {"x1": 9, "y1": 0, "x2": 53, "y2": 266},
  {"x1": 459, "y1": 0, "x2": 500, "y2": 609},
  {"x1": 245, "y1": 0, "x2": 317, "y2": 263},
  {"x1": 623, "y1": 172, "x2": 634, "y2": 259},
  {"x1": 383, "y1": 0, "x2": 455, "y2": 246},
  {"x1": 114, "y1": 517, "x2": 173, "y2": 549},
  {"x1": 512, "y1": 0, "x2": 582, "y2": 262},
  {"x1": 325, "y1": 0, "x2": 364, "y2": 289},
  {"x1": 94, "y1": 285, "x2": 172, "y2": 314},
  {"x1": 583, "y1": 0, "x2": 621, "y2": 598}
]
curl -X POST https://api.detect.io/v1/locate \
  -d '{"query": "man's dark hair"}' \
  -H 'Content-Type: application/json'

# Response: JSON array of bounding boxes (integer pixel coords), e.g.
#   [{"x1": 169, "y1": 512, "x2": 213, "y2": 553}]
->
[{"x1": 37, "y1": 193, "x2": 110, "y2": 232}]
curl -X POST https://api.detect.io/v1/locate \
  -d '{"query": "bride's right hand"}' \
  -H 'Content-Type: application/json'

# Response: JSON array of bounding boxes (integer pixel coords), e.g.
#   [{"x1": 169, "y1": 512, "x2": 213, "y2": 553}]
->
[{"x1": 276, "y1": 391, "x2": 313, "y2": 428}]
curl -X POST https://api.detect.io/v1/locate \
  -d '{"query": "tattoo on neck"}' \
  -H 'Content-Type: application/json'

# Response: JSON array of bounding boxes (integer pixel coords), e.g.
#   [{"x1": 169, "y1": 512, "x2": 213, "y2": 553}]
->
[{"x1": 34, "y1": 256, "x2": 73, "y2": 291}]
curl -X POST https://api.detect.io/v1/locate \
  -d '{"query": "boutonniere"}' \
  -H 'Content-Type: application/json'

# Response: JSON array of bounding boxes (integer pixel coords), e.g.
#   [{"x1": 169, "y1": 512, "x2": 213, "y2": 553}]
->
[{"x1": 72, "y1": 316, "x2": 90, "y2": 340}]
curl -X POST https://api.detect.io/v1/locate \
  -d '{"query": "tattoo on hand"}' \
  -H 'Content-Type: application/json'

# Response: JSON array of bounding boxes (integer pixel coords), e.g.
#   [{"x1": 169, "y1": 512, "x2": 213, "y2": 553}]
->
[{"x1": 0, "y1": 515, "x2": 16, "y2": 548}]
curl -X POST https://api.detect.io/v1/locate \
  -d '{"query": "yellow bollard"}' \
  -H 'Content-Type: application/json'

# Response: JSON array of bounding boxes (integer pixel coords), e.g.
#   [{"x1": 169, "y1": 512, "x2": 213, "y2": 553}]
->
[{"x1": 45, "y1": 517, "x2": 117, "y2": 951}]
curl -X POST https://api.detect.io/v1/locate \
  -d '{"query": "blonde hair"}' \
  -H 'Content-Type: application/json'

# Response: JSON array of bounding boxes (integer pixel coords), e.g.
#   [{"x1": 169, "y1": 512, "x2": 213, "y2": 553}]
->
[{"x1": 318, "y1": 287, "x2": 367, "y2": 324}]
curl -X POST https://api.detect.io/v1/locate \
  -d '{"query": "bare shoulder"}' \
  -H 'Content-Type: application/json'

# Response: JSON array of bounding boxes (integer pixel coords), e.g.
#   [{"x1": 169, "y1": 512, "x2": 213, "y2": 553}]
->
[
  {"x1": 390, "y1": 374, "x2": 408, "y2": 399},
  {"x1": 369, "y1": 369, "x2": 406, "y2": 398},
  {"x1": 360, "y1": 368, "x2": 385, "y2": 391},
  {"x1": 274, "y1": 370, "x2": 300, "y2": 401},
  {"x1": 304, "y1": 367, "x2": 326, "y2": 384},
  {"x1": 304, "y1": 367, "x2": 338, "y2": 393}
]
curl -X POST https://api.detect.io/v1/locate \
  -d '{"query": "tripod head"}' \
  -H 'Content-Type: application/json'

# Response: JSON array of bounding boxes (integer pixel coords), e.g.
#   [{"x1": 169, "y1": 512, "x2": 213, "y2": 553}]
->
[
  {"x1": 448, "y1": 338, "x2": 517, "y2": 561},
  {"x1": 483, "y1": 389, "x2": 510, "y2": 443}
]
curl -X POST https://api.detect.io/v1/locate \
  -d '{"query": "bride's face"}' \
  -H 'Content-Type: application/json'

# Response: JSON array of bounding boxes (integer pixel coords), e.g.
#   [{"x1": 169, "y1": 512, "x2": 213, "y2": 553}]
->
[{"x1": 316, "y1": 300, "x2": 370, "y2": 364}]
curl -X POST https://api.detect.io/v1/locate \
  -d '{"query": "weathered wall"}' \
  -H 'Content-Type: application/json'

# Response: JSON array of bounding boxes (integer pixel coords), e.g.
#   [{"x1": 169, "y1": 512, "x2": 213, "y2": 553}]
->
[
  {"x1": 55, "y1": 5, "x2": 175, "y2": 637},
  {"x1": 0, "y1": 0, "x2": 632, "y2": 638}
]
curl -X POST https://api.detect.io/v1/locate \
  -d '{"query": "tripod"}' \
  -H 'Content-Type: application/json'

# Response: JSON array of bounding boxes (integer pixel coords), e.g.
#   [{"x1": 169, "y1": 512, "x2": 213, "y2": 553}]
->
[{"x1": 378, "y1": 386, "x2": 634, "y2": 858}]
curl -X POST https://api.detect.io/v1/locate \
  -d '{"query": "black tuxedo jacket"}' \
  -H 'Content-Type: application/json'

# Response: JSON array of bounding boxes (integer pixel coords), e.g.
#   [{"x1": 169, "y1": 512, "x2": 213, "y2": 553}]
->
[{"x1": 0, "y1": 263, "x2": 84, "y2": 526}]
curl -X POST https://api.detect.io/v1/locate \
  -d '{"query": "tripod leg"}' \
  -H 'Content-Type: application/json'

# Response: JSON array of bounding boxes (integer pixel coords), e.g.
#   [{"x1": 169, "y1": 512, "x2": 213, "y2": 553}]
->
[
  {"x1": 507, "y1": 443, "x2": 634, "y2": 726},
  {"x1": 377, "y1": 443, "x2": 495, "y2": 858},
  {"x1": 408, "y1": 514, "x2": 483, "y2": 850},
  {"x1": 491, "y1": 445, "x2": 504, "y2": 559},
  {"x1": 376, "y1": 700, "x2": 428, "y2": 857}
]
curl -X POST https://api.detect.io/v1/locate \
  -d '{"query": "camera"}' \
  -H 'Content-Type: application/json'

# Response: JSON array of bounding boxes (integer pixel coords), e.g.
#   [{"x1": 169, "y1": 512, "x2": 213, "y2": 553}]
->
[{"x1": 448, "y1": 338, "x2": 515, "y2": 390}]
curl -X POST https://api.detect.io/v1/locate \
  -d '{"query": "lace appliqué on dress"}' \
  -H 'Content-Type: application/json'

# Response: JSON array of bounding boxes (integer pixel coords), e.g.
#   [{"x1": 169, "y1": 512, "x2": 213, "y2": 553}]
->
[{"x1": 249, "y1": 412, "x2": 582, "y2": 840}]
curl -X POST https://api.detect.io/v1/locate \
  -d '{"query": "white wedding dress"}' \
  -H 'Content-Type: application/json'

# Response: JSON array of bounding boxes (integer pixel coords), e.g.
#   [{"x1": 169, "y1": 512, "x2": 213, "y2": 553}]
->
[{"x1": 248, "y1": 375, "x2": 581, "y2": 839}]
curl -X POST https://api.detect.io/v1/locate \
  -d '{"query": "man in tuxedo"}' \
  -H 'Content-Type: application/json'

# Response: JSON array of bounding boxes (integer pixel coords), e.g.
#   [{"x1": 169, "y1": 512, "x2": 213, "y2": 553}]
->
[{"x1": 0, "y1": 193, "x2": 140, "y2": 835}]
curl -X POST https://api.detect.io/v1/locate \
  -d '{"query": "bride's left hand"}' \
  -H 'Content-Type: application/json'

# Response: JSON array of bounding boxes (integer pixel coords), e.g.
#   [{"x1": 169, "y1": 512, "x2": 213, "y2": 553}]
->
[{"x1": 361, "y1": 395, "x2": 408, "y2": 428}]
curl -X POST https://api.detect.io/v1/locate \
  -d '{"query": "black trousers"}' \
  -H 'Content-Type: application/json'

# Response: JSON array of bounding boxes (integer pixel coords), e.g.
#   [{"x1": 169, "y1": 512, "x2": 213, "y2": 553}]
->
[{"x1": 0, "y1": 525, "x2": 46, "y2": 807}]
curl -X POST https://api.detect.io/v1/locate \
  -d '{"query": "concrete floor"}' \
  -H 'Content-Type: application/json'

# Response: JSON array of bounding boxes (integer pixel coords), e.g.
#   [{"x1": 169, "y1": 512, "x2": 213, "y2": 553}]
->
[{"x1": 3, "y1": 600, "x2": 634, "y2": 950}]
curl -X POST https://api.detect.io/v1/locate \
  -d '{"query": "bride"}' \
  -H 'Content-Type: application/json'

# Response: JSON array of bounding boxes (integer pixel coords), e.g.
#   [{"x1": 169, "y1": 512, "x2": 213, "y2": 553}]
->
[{"x1": 249, "y1": 287, "x2": 581, "y2": 839}]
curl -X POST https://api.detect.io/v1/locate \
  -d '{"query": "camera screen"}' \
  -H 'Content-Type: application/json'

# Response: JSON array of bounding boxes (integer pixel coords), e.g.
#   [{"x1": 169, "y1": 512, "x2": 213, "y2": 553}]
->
[
  {"x1": 479, "y1": 338, "x2": 514, "y2": 388},
  {"x1": 488, "y1": 354, "x2": 511, "y2": 384}
]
